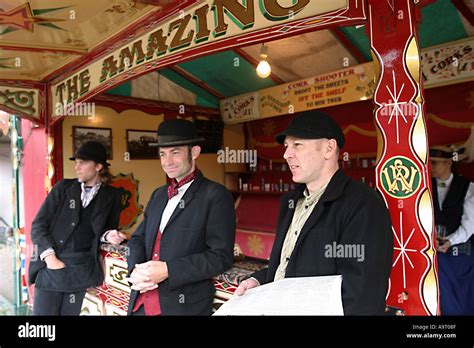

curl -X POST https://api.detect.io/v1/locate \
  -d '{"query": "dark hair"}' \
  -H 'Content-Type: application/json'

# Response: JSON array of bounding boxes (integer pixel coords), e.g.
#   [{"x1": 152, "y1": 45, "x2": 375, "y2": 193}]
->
[
  {"x1": 187, "y1": 145, "x2": 193, "y2": 163},
  {"x1": 99, "y1": 163, "x2": 113, "y2": 185}
]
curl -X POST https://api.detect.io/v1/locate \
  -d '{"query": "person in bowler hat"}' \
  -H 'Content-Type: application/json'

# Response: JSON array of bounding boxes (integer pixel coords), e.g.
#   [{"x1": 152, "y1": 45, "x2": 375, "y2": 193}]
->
[
  {"x1": 430, "y1": 145, "x2": 474, "y2": 315},
  {"x1": 29, "y1": 141, "x2": 126, "y2": 315},
  {"x1": 235, "y1": 110, "x2": 394, "y2": 315},
  {"x1": 126, "y1": 118, "x2": 235, "y2": 315}
]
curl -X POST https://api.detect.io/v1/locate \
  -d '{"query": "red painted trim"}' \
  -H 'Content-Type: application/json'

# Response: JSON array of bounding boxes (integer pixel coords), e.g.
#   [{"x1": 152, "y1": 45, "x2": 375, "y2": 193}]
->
[
  {"x1": 91, "y1": 94, "x2": 220, "y2": 116},
  {"x1": 233, "y1": 47, "x2": 285, "y2": 85},
  {"x1": 49, "y1": 93, "x2": 220, "y2": 126},
  {"x1": 0, "y1": 45, "x2": 85, "y2": 55},
  {"x1": 452, "y1": 0, "x2": 474, "y2": 26},
  {"x1": 169, "y1": 66, "x2": 225, "y2": 99},
  {"x1": 51, "y1": 119, "x2": 64, "y2": 184},
  {"x1": 43, "y1": 0, "x2": 201, "y2": 82},
  {"x1": 330, "y1": 27, "x2": 369, "y2": 64},
  {"x1": 0, "y1": 79, "x2": 46, "y2": 89}
]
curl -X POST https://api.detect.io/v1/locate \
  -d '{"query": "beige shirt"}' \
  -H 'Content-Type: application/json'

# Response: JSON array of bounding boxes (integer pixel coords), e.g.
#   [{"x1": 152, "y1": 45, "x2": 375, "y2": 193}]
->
[{"x1": 274, "y1": 183, "x2": 328, "y2": 281}]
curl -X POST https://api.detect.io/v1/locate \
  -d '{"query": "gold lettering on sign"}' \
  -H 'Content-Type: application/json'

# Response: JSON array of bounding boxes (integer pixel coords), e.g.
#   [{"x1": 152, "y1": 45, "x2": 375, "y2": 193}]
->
[
  {"x1": 168, "y1": 15, "x2": 194, "y2": 52},
  {"x1": 212, "y1": 0, "x2": 255, "y2": 37},
  {"x1": 118, "y1": 40, "x2": 146, "y2": 72},
  {"x1": 260, "y1": 0, "x2": 310, "y2": 21},
  {"x1": 145, "y1": 29, "x2": 169, "y2": 60}
]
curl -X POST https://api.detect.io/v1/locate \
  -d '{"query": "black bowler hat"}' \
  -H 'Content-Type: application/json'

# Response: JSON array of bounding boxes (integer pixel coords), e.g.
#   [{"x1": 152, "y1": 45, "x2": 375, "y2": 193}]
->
[
  {"x1": 69, "y1": 141, "x2": 110, "y2": 166},
  {"x1": 152, "y1": 118, "x2": 205, "y2": 147},
  {"x1": 275, "y1": 110, "x2": 345, "y2": 148},
  {"x1": 430, "y1": 145, "x2": 467, "y2": 161}
]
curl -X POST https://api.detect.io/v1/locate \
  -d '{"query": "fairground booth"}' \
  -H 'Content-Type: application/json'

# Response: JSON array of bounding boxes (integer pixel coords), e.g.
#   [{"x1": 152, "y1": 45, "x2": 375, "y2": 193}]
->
[{"x1": 0, "y1": 0, "x2": 473, "y2": 316}]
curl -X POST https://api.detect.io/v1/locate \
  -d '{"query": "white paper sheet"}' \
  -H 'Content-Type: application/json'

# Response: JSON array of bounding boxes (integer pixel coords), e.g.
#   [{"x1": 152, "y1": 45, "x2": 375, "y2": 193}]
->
[{"x1": 213, "y1": 275, "x2": 344, "y2": 316}]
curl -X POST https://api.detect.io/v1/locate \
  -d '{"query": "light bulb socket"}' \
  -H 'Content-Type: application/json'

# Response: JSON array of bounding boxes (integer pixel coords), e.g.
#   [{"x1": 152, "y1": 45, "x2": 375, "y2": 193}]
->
[{"x1": 259, "y1": 44, "x2": 268, "y2": 59}]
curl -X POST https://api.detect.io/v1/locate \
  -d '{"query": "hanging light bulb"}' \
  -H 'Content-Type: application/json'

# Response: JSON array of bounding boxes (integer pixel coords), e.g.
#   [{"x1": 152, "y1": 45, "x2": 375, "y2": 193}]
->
[{"x1": 256, "y1": 43, "x2": 271, "y2": 78}]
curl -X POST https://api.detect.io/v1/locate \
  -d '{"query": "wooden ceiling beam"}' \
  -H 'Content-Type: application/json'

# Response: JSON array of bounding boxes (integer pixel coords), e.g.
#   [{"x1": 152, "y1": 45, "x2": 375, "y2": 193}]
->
[
  {"x1": 0, "y1": 45, "x2": 85, "y2": 55},
  {"x1": 168, "y1": 66, "x2": 225, "y2": 100},
  {"x1": 452, "y1": 0, "x2": 474, "y2": 26},
  {"x1": 330, "y1": 28, "x2": 369, "y2": 64}
]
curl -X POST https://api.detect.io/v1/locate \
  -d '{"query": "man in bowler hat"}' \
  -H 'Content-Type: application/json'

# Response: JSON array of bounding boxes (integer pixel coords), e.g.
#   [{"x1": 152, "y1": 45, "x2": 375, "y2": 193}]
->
[
  {"x1": 29, "y1": 141, "x2": 126, "y2": 315},
  {"x1": 235, "y1": 110, "x2": 394, "y2": 315},
  {"x1": 126, "y1": 118, "x2": 235, "y2": 315}
]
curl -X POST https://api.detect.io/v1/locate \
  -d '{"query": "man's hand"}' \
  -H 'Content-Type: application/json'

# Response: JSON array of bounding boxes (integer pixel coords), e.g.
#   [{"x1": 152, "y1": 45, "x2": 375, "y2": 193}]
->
[
  {"x1": 126, "y1": 261, "x2": 168, "y2": 293},
  {"x1": 234, "y1": 278, "x2": 259, "y2": 296},
  {"x1": 126, "y1": 267, "x2": 158, "y2": 293},
  {"x1": 437, "y1": 239, "x2": 452, "y2": 253},
  {"x1": 44, "y1": 254, "x2": 66, "y2": 270},
  {"x1": 105, "y1": 230, "x2": 129, "y2": 245},
  {"x1": 135, "y1": 261, "x2": 169, "y2": 284}
]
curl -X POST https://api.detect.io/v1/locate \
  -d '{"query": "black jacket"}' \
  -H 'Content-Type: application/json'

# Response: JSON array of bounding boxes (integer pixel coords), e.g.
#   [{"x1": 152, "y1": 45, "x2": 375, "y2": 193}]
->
[
  {"x1": 28, "y1": 179, "x2": 122, "y2": 291},
  {"x1": 127, "y1": 172, "x2": 235, "y2": 315},
  {"x1": 252, "y1": 170, "x2": 394, "y2": 315}
]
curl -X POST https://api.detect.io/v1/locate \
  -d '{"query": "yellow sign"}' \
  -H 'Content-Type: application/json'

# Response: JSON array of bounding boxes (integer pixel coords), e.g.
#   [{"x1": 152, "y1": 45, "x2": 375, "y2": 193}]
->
[
  {"x1": 51, "y1": 0, "x2": 349, "y2": 117},
  {"x1": 259, "y1": 63, "x2": 375, "y2": 119}
]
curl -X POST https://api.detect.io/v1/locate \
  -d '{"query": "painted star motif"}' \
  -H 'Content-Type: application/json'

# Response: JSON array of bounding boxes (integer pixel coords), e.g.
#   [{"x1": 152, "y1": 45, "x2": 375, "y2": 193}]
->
[
  {"x1": 392, "y1": 211, "x2": 418, "y2": 289},
  {"x1": 262, "y1": 120, "x2": 276, "y2": 137},
  {"x1": 0, "y1": 57, "x2": 14, "y2": 69},
  {"x1": 382, "y1": 70, "x2": 416, "y2": 144},
  {"x1": 0, "y1": 3, "x2": 59, "y2": 32},
  {"x1": 247, "y1": 235, "x2": 263, "y2": 256}
]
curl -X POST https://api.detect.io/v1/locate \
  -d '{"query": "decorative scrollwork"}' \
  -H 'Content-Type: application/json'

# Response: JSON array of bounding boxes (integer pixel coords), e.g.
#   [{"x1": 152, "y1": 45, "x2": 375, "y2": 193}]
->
[{"x1": 0, "y1": 89, "x2": 36, "y2": 115}]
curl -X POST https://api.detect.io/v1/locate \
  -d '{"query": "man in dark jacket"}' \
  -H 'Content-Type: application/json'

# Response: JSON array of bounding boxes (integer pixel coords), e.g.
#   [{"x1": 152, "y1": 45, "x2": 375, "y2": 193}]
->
[
  {"x1": 235, "y1": 111, "x2": 393, "y2": 315},
  {"x1": 29, "y1": 141, "x2": 125, "y2": 315},
  {"x1": 431, "y1": 145, "x2": 474, "y2": 315},
  {"x1": 126, "y1": 118, "x2": 235, "y2": 316}
]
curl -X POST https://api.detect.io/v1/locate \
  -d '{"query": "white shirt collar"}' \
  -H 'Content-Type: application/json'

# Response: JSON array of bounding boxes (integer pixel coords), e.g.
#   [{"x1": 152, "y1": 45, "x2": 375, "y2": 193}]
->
[{"x1": 437, "y1": 173, "x2": 453, "y2": 187}]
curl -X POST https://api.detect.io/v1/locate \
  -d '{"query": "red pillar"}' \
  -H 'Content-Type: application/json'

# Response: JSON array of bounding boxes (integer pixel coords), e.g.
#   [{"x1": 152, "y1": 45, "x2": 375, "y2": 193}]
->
[
  {"x1": 367, "y1": 0, "x2": 439, "y2": 315},
  {"x1": 22, "y1": 119, "x2": 48, "y2": 302}
]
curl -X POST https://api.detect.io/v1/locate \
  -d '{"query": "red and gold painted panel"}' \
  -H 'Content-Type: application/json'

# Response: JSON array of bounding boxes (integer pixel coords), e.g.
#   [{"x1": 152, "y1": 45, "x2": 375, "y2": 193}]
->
[
  {"x1": 0, "y1": 80, "x2": 46, "y2": 123},
  {"x1": 81, "y1": 246, "x2": 130, "y2": 315},
  {"x1": 110, "y1": 173, "x2": 144, "y2": 231},
  {"x1": 235, "y1": 229, "x2": 275, "y2": 260},
  {"x1": 368, "y1": 0, "x2": 438, "y2": 315}
]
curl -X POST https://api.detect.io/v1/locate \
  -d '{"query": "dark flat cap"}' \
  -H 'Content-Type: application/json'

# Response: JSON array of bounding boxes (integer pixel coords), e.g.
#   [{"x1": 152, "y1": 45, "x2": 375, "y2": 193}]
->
[{"x1": 275, "y1": 110, "x2": 345, "y2": 148}]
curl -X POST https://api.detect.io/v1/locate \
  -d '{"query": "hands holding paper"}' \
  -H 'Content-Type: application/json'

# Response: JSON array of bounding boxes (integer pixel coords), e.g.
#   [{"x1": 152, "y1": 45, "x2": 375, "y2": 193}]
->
[
  {"x1": 126, "y1": 261, "x2": 169, "y2": 293},
  {"x1": 234, "y1": 277, "x2": 260, "y2": 296}
]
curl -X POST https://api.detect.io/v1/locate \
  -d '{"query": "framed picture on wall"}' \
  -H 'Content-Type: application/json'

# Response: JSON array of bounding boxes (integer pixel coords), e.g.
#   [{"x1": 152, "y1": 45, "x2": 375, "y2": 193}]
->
[
  {"x1": 126, "y1": 129, "x2": 158, "y2": 159},
  {"x1": 72, "y1": 126, "x2": 113, "y2": 160}
]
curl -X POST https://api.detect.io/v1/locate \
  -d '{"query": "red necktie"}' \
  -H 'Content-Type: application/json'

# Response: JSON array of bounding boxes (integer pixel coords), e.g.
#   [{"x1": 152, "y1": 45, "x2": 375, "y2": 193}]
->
[{"x1": 167, "y1": 169, "x2": 198, "y2": 199}]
